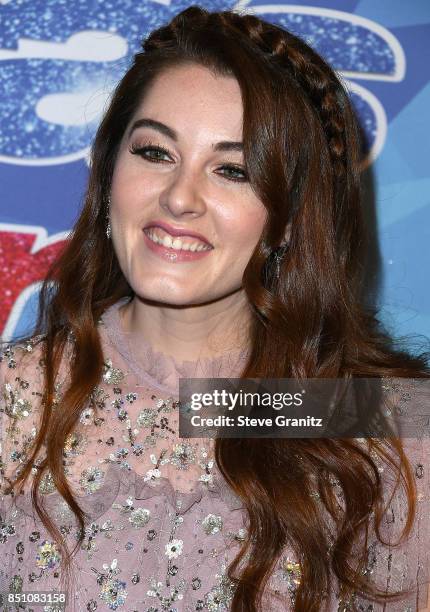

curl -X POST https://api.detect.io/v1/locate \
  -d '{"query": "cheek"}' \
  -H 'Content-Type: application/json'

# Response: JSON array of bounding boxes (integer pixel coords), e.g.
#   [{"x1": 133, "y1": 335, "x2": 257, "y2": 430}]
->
[
  {"x1": 111, "y1": 156, "x2": 158, "y2": 206},
  {"x1": 224, "y1": 205, "x2": 267, "y2": 251}
]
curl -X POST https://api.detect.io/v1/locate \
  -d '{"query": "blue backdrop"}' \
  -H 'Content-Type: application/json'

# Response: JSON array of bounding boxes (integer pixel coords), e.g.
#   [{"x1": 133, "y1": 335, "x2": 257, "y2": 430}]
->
[{"x1": 0, "y1": 0, "x2": 429, "y2": 348}]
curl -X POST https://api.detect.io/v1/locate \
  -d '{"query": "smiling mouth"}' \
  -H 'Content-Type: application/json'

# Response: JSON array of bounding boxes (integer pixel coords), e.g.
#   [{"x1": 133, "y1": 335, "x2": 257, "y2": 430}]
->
[{"x1": 143, "y1": 227, "x2": 213, "y2": 252}]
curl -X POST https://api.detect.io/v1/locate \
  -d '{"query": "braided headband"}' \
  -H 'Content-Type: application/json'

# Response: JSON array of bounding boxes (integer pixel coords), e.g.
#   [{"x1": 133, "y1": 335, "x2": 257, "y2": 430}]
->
[{"x1": 142, "y1": 7, "x2": 351, "y2": 180}]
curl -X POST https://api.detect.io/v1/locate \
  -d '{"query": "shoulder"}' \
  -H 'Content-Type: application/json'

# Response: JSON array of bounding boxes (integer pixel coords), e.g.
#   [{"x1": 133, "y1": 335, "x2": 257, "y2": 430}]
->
[
  {"x1": 0, "y1": 335, "x2": 47, "y2": 422},
  {"x1": 0, "y1": 335, "x2": 48, "y2": 489},
  {"x1": 0, "y1": 333, "x2": 46, "y2": 382}
]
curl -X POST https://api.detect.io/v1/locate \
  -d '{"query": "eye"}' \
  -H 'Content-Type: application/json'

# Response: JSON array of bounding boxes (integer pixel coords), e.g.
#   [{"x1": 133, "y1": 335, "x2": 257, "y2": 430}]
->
[
  {"x1": 216, "y1": 165, "x2": 248, "y2": 183},
  {"x1": 129, "y1": 141, "x2": 172, "y2": 163}
]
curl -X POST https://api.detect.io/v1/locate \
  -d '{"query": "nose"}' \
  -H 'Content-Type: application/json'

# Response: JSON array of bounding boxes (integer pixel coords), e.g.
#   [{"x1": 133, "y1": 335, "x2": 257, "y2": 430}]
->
[{"x1": 158, "y1": 163, "x2": 207, "y2": 218}]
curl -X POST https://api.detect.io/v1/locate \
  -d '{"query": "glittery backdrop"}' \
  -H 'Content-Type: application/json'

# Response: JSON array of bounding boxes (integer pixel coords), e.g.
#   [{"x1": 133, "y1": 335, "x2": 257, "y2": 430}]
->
[{"x1": 0, "y1": 0, "x2": 429, "y2": 345}]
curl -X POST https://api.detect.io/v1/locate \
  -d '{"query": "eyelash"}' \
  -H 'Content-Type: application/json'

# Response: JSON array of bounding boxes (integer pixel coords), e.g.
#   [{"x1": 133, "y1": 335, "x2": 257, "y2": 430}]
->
[{"x1": 128, "y1": 141, "x2": 248, "y2": 183}]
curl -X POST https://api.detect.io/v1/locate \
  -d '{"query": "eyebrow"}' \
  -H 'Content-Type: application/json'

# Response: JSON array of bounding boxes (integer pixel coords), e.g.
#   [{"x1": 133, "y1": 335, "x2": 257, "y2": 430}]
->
[{"x1": 127, "y1": 117, "x2": 243, "y2": 152}]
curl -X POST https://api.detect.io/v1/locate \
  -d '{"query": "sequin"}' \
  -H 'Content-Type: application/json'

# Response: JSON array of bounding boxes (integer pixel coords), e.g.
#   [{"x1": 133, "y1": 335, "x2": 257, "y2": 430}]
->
[
  {"x1": 129, "y1": 508, "x2": 151, "y2": 528},
  {"x1": 103, "y1": 359, "x2": 125, "y2": 386},
  {"x1": 0, "y1": 520, "x2": 16, "y2": 543},
  {"x1": 235, "y1": 528, "x2": 246, "y2": 541},
  {"x1": 36, "y1": 540, "x2": 61, "y2": 570},
  {"x1": 64, "y1": 431, "x2": 88, "y2": 458},
  {"x1": 95, "y1": 559, "x2": 128, "y2": 610},
  {"x1": 192, "y1": 577, "x2": 202, "y2": 590},
  {"x1": 136, "y1": 407, "x2": 157, "y2": 428},
  {"x1": 99, "y1": 577, "x2": 127, "y2": 610},
  {"x1": 165, "y1": 538, "x2": 183, "y2": 559},
  {"x1": 79, "y1": 466, "x2": 105, "y2": 493},
  {"x1": 202, "y1": 514, "x2": 223, "y2": 535},
  {"x1": 39, "y1": 469, "x2": 57, "y2": 494},
  {"x1": 3, "y1": 382, "x2": 32, "y2": 419},
  {"x1": 281, "y1": 556, "x2": 302, "y2": 588},
  {"x1": 169, "y1": 442, "x2": 196, "y2": 470},
  {"x1": 205, "y1": 572, "x2": 237, "y2": 611},
  {"x1": 415, "y1": 463, "x2": 424, "y2": 478},
  {"x1": 143, "y1": 468, "x2": 161, "y2": 482}
]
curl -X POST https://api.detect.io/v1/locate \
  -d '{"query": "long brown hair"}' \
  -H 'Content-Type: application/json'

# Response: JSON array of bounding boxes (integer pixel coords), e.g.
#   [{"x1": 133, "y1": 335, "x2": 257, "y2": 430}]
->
[{"x1": 3, "y1": 6, "x2": 430, "y2": 610}]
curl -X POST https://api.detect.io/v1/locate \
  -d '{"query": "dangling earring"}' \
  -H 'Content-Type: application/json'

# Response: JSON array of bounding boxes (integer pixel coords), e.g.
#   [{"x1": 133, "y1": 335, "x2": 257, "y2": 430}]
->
[
  {"x1": 262, "y1": 241, "x2": 289, "y2": 286},
  {"x1": 106, "y1": 196, "x2": 112, "y2": 239},
  {"x1": 272, "y1": 241, "x2": 289, "y2": 280}
]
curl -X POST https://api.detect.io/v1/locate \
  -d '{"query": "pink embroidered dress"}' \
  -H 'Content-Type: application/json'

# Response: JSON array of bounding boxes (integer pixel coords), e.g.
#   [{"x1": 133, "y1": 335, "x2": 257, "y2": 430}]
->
[{"x1": 1, "y1": 296, "x2": 430, "y2": 611}]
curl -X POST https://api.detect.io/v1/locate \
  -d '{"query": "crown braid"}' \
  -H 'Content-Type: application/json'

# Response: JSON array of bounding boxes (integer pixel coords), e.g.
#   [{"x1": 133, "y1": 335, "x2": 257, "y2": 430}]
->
[
  {"x1": 143, "y1": 7, "x2": 350, "y2": 179},
  {"x1": 142, "y1": 5, "x2": 208, "y2": 52},
  {"x1": 220, "y1": 11, "x2": 349, "y2": 179}
]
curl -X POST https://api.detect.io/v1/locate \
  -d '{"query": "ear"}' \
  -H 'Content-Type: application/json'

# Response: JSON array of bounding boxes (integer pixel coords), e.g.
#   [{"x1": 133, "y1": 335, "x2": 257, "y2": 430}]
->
[{"x1": 283, "y1": 221, "x2": 292, "y2": 245}]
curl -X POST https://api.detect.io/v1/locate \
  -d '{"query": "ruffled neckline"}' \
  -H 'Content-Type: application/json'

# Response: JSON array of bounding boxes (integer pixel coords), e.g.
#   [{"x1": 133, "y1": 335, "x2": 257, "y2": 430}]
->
[
  {"x1": 8, "y1": 461, "x2": 245, "y2": 521},
  {"x1": 99, "y1": 296, "x2": 250, "y2": 394}
]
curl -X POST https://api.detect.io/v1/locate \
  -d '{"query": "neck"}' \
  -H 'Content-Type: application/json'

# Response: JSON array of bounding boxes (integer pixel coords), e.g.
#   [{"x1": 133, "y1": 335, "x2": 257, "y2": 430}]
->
[{"x1": 118, "y1": 291, "x2": 252, "y2": 364}]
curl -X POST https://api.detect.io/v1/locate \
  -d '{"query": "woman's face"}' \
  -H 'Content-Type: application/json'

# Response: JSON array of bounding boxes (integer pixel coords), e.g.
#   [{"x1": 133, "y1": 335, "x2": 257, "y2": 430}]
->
[{"x1": 110, "y1": 62, "x2": 267, "y2": 306}]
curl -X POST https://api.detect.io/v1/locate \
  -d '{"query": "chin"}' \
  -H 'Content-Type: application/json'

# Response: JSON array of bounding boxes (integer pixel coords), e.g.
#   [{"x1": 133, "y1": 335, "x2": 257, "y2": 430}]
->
[{"x1": 132, "y1": 285, "x2": 202, "y2": 306}]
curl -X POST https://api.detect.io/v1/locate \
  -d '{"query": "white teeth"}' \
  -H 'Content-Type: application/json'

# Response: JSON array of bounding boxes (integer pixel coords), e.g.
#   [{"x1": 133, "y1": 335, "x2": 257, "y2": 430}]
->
[
  {"x1": 146, "y1": 229, "x2": 161, "y2": 244},
  {"x1": 162, "y1": 234, "x2": 173, "y2": 248},
  {"x1": 146, "y1": 228, "x2": 211, "y2": 252}
]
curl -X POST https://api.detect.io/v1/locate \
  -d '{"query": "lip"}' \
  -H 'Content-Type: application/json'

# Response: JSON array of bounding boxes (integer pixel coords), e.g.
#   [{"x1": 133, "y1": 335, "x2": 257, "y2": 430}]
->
[
  {"x1": 143, "y1": 220, "x2": 213, "y2": 247},
  {"x1": 142, "y1": 229, "x2": 213, "y2": 263}
]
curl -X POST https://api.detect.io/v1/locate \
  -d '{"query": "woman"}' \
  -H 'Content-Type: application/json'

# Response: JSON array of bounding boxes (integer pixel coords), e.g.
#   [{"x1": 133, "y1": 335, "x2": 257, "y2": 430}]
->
[{"x1": 1, "y1": 6, "x2": 430, "y2": 611}]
